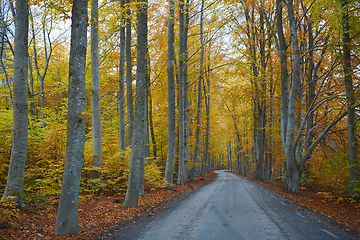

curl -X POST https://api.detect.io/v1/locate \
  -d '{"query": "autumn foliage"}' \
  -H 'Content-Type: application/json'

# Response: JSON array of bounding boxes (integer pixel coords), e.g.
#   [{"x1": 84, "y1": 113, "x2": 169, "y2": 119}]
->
[{"x1": 0, "y1": 0, "x2": 359, "y2": 237}]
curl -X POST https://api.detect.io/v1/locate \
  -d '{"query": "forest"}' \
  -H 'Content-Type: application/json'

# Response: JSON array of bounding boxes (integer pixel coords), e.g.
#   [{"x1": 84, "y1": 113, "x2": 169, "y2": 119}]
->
[{"x1": 0, "y1": 0, "x2": 359, "y2": 236}]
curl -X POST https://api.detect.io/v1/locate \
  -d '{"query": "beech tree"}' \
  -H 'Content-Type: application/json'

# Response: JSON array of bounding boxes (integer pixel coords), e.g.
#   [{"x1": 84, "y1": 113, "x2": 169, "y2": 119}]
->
[
  {"x1": 193, "y1": 0, "x2": 204, "y2": 180},
  {"x1": 177, "y1": 0, "x2": 186, "y2": 185},
  {"x1": 164, "y1": 0, "x2": 176, "y2": 186},
  {"x1": 91, "y1": 0, "x2": 103, "y2": 178},
  {"x1": 126, "y1": 0, "x2": 134, "y2": 146},
  {"x1": 54, "y1": 0, "x2": 88, "y2": 234},
  {"x1": 123, "y1": 0, "x2": 148, "y2": 207},
  {"x1": 0, "y1": 0, "x2": 29, "y2": 208},
  {"x1": 119, "y1": 0, "x2": 126, "y2": 151},
  {"x1": 341, "y1": 0, "x2": 359, "y2": 199}
]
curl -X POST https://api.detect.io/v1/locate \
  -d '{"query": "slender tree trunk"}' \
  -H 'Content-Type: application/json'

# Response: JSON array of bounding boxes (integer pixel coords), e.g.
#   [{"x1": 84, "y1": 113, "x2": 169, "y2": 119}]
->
[
  {"x1": 193, "y1": 0, "x2": 204, "y2": 180},
  {"x1": 118, "y1": 0, "x2": 126, "y2": 151},
  {"x1": 91, "y1": 0, "x2": 103, "y2": 179},
  {"x1": 177, "y1": 0, "x2": 186, "y2": 185},
  {"x1": 276, "y1": 0, "x2": 289, "y2": 147},
  {"x1": 164, "y1": 0, "x2": 176, "y2": 186},
  {"x1": 1, "y1": 0, "x2": 28, "y2": 208},
  {"x1": 124, "y1": 0, "x2": 147, "y2": 207},
  {"x1": 126, "y1": 0, "x2": 134, "y2": 146},
  {"x1": 203, "y1": 40, "x2": 211, "y2": 179},
  {"x1": 54, "y1": 0, "x2": 88, "y2": 234},
  {"x1": 183, "y1": 0, "x2": 190, "y2": 183},
  {"x1": 149, "y1": 83, "x2": 157, "y2": 159},
  {"x1": 341, "y1": 0, "x2": 359, "y2": 199}
]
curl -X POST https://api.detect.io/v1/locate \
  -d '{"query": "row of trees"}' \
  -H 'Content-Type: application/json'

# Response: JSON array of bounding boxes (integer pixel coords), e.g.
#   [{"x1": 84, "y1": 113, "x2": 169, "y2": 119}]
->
[
  {"x1": 0, "y1": 0, "x2": 359, "y2": 235},
  {"x1": 216, "y1": 0, "x2": 359, "y2": 196}
]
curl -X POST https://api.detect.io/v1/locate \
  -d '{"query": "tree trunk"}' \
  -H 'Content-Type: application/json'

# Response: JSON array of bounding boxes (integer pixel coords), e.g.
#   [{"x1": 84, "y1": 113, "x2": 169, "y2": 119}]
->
[
  {"x1": 1, "y1": 0, "x2": 29, "y2": 208},
  {"x1": 193, "y1": 0, "x2": 204, "y2": 180},
  {"x1": 341, "y1": 0, "x2": 359, "y2": 199},
  {"x1": 118, "y1": 0, "x2": 126, "y2": 151},
  {"x1": 177, "y1": 0, "x2": 186, "y2": 185},
  {"x1": 276, "y1": 0, "x2": 289, "y2": 147},
  {"x1": 203, "y1": 39, "x2": 211, "y2": 179},
  {"x1": 91, "y1": 0, "x2": 103, "y2": 179},
  {"x1": 283, "y1": 0, "x2": 302, "y2": 194},
  {"x1": 164, "y1": 0, "x2": 176, "y2": 187},
  {"x1": 149, "y1": 83, "x2": 157, "y2": 159},
  {"x1": 123, "y1": 0, "x2": 148, "y2": 207},
  {"x1": 54, "y1": 0, "x2": 88, "y2": 234},
  {"x1": 126, "y1": 0, "x2": 134, "y2": 146},
  {"x1": 183, "y1": 0, "x2": 190, "y2": 183}
]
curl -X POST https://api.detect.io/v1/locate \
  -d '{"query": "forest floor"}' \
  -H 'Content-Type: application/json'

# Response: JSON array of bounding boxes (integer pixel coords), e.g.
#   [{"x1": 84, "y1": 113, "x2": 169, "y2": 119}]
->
[
  {"x1": 1, "y1": 171, "x2": 360, "y2": 239},
  {"x1": 0, "y1": 172, "x2": 217, "y2": 240}
]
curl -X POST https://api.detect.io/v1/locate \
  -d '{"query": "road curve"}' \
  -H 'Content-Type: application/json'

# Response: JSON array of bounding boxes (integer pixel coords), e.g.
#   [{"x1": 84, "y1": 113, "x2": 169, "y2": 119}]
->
[{"x1": 99, "y1": 170, "x2": 360, "y2": 240}]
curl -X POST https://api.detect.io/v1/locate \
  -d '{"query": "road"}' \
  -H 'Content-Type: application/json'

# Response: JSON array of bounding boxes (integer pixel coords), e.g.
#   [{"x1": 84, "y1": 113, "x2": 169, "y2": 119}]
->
[{"x1": 98, "y1": 170, "x2": 360, "y2": 240}]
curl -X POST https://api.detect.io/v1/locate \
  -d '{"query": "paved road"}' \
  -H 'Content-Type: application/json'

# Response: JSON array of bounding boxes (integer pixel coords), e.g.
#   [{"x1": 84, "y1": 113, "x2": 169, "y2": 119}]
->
[{"x1": 99, "y1": 170, "x2": 360, "y2": 240}]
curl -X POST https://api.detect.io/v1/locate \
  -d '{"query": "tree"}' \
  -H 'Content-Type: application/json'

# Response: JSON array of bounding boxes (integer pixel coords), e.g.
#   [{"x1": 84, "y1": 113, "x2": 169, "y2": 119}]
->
[
  {"x1": 164, "y1": 0, "x2": 176, "y2": 187},
  {"x1": 177, "y1": 0, "x2": 186, "y2": 185},
  {"x1": 194, "y1": 0, "x2": 204, "y2": 180},
  {"x1": 123, "y1": 0, "x2": 148, "y2": 207},
  {"x1": 54, "y1": 0, "x2": 88, "y2": 234},
  {"x1": 341, "y1": 0, "x2": 359, "y2": 199},
  {"x1": 126, "y1": 0, "x2": 134, "y2": 146},
  {"x1": 119, "y1": 0, "x2": 126, "y2": 151},
  {"x1": 91, "y1": 0, "x2": 103, "y2": 178},
  {"x1": 0, "y1": 0, "x2": 29, "y2": 208}
]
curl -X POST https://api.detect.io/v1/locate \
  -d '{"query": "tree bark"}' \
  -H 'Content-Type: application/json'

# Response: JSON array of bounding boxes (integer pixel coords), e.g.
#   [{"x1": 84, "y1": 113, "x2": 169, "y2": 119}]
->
[
  {"x1": 283, "y1": 0, "x2": 302, "y2": 195},
  {"x1": 276, "y1": 0, "x2": 289, "y2": 147},
  {"x1": 91, "y1": 0, "x2": 103, "y2": 179},
  {"x1": 164, "y1": 0, "x2": 176, "y2": 187},
  {"x1": 177, "y1": 0, "x2": 186, "y2": 185},
  {"x1": 54, "y1": 0, "x2": 88, "y2": 234},
  {"x1": 118, "y1": 0, "x2": 126, "y2": 151},
  {"x1": 341, "y1": 0, "x2": 359, "y2": 199},
  {"x1": 124, "y1": 0, "x2": 148, "y2": 207},
  {"x1": 183, "y1": 0, "x2": 190, "y2": 183},
  {"x1": 126, "y1": 0, "x2": 134, "y2": 146},
  {"x1": 1, "y1": 0, "x2": 29, "y2": 208},
  {"x1": 192, "y1": 0, "x2": 204, "y2": 181}
]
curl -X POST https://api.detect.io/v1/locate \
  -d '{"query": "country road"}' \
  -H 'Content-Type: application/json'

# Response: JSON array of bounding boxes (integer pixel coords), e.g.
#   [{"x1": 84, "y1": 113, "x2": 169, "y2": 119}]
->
[{"x1": 98, "y1": 170, "x2": 360, "y2": 240}]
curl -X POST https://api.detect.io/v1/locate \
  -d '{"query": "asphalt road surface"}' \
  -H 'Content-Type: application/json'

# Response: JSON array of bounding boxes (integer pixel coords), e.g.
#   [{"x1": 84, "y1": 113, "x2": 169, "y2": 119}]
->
[{"x1": 98, "y1": 170, "x2": 360, "y2": 240}]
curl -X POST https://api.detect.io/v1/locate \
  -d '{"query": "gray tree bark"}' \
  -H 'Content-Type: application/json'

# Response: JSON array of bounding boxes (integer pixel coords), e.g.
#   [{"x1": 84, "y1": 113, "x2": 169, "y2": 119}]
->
[
  {"x1": 193, "y1": 0, "x2": 204, "y2": 181},
  {"x1": 123, "y1": 0, "x2": 148, "y2": 207},
  {"x1": 177, "y1": 0, "x2": 186, "y2": 185},
  {"x1": 183, "y1": 0, "x2": 190, "y2": 183},
  {"x1": 283, "y1": 0, "x2": 302, "y2": 194},
  {"x1": 164, "y1": 0, "x2": 176, "y2": 187},
  {"x1": 203, "y1": 43, "x2": 211, "y2": 179},
  {"x1": 341, "y1": 0, "x2": 359, "y2": 199},
  {"x1": 126, "y1": 0, "x2": 134, "y2": 146},
  {"x1": 1, "y1": 0, "x2": 29, "y2": 208},
  {"x1": 119, "y1": 0, "x2": 126, "y2": 151},
  {"x1": 91, "y1": 0, "x2": 103, "y2": 178},
  {"x1": 54, "y1": 0, "x2": 88, "y2": 235}
]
